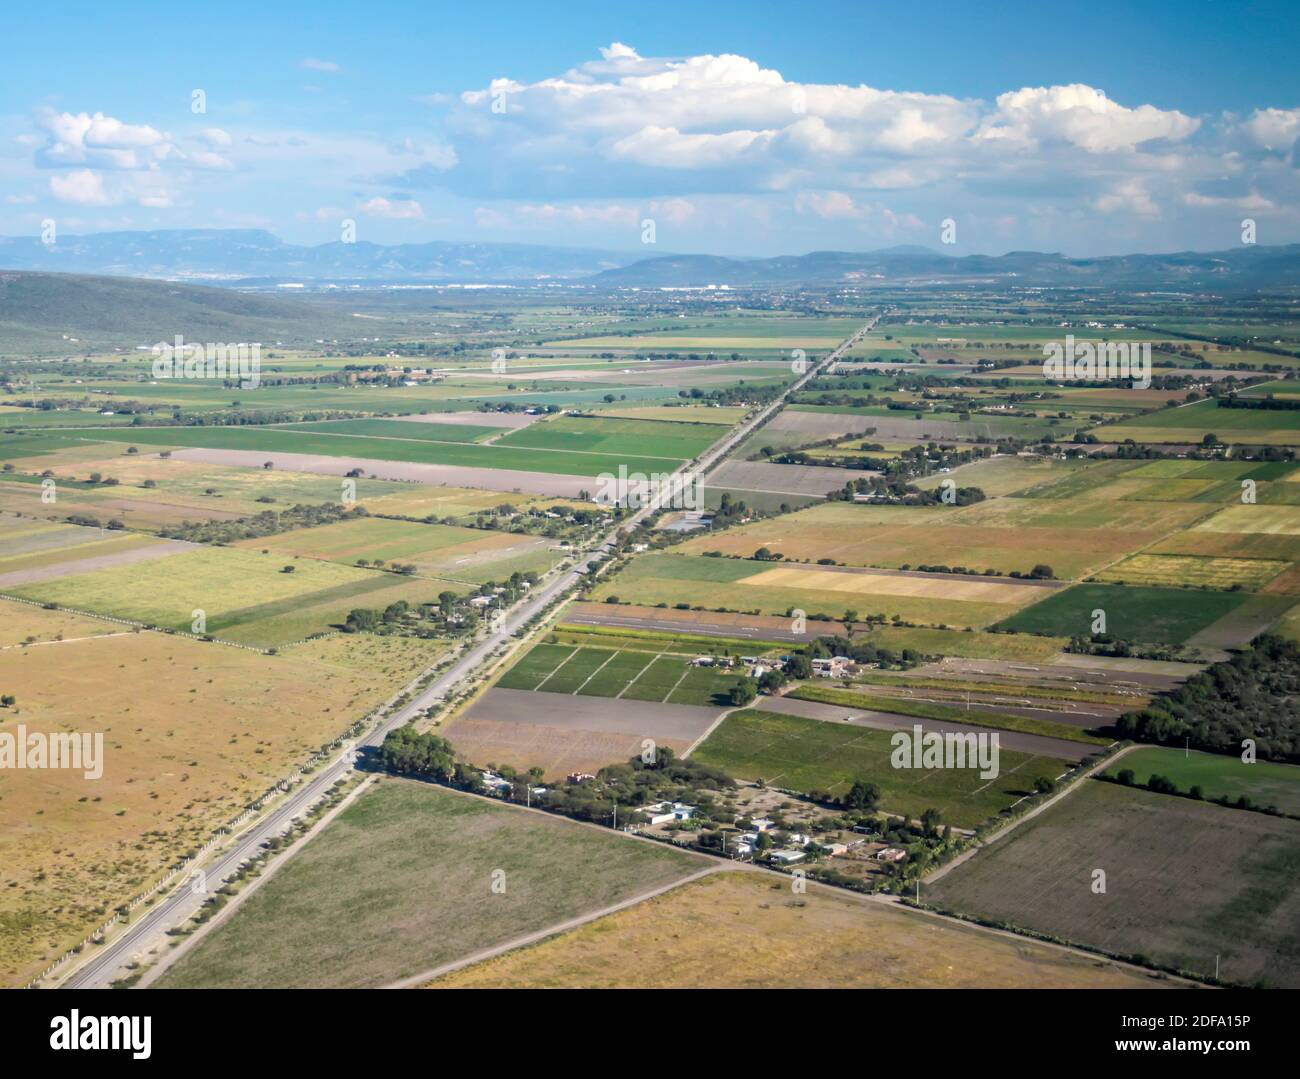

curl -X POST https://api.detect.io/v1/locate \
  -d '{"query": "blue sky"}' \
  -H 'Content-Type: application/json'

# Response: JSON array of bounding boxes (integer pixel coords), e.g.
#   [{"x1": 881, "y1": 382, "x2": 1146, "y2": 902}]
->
[{"x1": 2, "y1": 0, "x2": 1297, "y2": 256}]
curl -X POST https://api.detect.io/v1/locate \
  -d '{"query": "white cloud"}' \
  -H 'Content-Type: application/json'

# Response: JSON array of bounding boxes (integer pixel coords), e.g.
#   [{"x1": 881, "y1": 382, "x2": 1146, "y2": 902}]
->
[
  {"x1": 49, "y1": 169, "x2": 114, "y2": 205},
  {"x1": 1242, "y1": 107, "x2": 1300, "y2": 151},
  {"x1": 298, "y1": 58, "x2": 341, "y2": 73},
  {"x1": 358, "y1": 196, "x2": 424, "y2": 220},
  {"x1": 979, "y1": 84, "x2": 1198, "y2": 152}
]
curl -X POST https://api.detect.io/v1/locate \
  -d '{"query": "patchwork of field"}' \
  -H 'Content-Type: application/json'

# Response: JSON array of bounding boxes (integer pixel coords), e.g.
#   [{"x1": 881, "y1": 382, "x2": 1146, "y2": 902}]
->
[
  {"x1": 927, "y1": 780, "x2": 1300, "y2": 987},
  {"x1": 691, "y1": 708, "x2": 1069, "y2": 828},
  {"x1": 590, "y1": 552, "x2": 1045, "y2": 629},
  {"x1": 5, "y1": 542, "x2": 439, "y2": 647},
  {"x1": 427, "y1": 870, "x2": 1170, "y2": 989},
  {"x1": 52, "y1": 420, "x2": 698, "y2": 479},
  {"x1": 676, "y1": 498, "x2": 1204, "y2": 581},
  {"x1": 1104, "y1": 747, "x2": 1300, "y2": 816},
  {"x1": 0, "y1": 604, "x2": 447, "y2": 986},
  {"x1": 233, "y1": 516, "x2": 560, "y2": 584},
  {"x1": 561, "y1": 602, "x2": 1069, "y2": 660},
  {"x1": 155, "y1": 780, "x2": 707, "y2": 988}
]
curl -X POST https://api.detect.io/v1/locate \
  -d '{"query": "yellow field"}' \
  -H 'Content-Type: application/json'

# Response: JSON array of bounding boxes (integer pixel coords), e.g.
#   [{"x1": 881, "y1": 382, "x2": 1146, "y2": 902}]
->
[
  {"x1": 743, "y1": 565, "x2": 1050, "y2": 604},
  {"x1": 1096, "y1": 554, "x2": 1289, "y2": 590},
  {"x1": 0, "y1": 602, "x2": 124, "y2": 647},
  {"x1": 679, "y1": 500, "x2": 1183, "y2": 580},
  {"x1": 426, "y1": 871, "x2": 1174, "y2": 989},
  {"x1": 1195, "y1": 505, "x2": 1300, "y2": 535},
  {"x1": 0, "y1": 603, "x2": 447, "y2": 987}
]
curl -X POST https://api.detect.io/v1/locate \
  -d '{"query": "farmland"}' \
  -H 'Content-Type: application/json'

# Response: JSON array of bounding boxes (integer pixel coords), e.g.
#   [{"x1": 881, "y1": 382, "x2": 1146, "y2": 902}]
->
[
  {"x1": 691, "y1": 708, "x2": 1069, "y2": 828},
  {"x1": 995, "y1": 582, "x2": 1249, "y2": 645},
  {"x1": 50, "y1": 423, "x2": 687, "y2": 479},
  {"x1": 233, "y1": 516, "x2": 561, "y2": 584},
  {"x1": 1103, "y1": 746, "x2": 1300, "y2": 816},
  {"x1": 6, "y1": 542, "x2": 437, "y2": 647},
  {"x1": 155, "y1": 779, "x2": 706, "y2": 988},
  {"x1": 590, "y1": 552, "x2": 1048, "y2": 629},
  {"x1": 927, "y1": 780, "x2": 1300, "y2": 987},
  {"x1": 426, "y1": 870, "x2": 1171, "y2": 989}
]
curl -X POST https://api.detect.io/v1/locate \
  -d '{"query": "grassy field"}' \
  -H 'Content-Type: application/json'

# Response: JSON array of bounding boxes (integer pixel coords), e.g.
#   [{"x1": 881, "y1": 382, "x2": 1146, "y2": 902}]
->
[
  {"x1": 691, "y1": 708, "x2": 1068, "y2": 828},
  {"x1": 155, "y1": 779, "x2": 706, "y2": 988},
  {"x1": 0, "y1": 607, "x2": 446, "y2": 987},
  {"x1": 234, "y1": 516, "x2": 559, "y2": 583},
  {"x1": 496, "y1": 641, "x2": 745, "y2": 706},
  {"x1": 495, "y1": 414, "x2": 727, "y2": 459},
  {"x1": 277, "y1": 418, "x2": 499, "y2": 442},
  {"x1": 995, "y1": 582, "x2": 1248, "y2": 644},
  {"x1": 7, "y1": 544, "x2": 439, "y2": 647},
  {"x1": 1104, "y1": 747, "x2": 1300, "y2": 815},
  {"x1": 1095, "y1": 553, "x2": 1288, "y2": 590},
  {"x1": 1103, "y1": 400, "x2": 1300, "y2": 445},
  {"x1": 927, "y1": 780, "x2": 1300, "y2": 987},
  {"x1": 427, "y1": 870, "x2": 1172, "y2": 989}
]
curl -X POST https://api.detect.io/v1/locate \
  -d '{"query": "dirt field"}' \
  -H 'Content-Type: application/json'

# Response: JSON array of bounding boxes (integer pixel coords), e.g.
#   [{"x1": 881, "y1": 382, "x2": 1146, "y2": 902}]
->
[
  {"x1": 708, "y1": 460, "x2": 876, "y2": 497},
  {"x1": 444, "y1": 687, "x2": 721, "y2": 778},
  {"x1": 927, "y1": 780, "x2": 1300, "y2": 987},
  {"x1": 0, "y1": 605, "x2": 447, "y2": 986},
  {"x1": 426, "y1": 870, "x2": 1174, "y2": 989}
]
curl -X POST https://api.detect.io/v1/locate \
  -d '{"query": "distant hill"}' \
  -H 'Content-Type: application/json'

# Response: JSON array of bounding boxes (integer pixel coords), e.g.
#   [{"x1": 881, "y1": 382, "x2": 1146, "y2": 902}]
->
[
  {"x1": 0, "y1": 229, "x2": 645, "y2": 284},
  {"x1": 590, "y1": 244, "x2": 1300, "y2": 290},
  {"x1": 0, "y1": 271, "x2": 389, "y2": 355}
]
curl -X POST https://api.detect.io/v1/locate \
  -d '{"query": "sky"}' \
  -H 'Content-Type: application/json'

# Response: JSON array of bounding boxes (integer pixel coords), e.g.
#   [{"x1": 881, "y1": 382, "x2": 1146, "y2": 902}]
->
[{"x1": 1, "y1": 0, "x2": 1298, "y2": 257}]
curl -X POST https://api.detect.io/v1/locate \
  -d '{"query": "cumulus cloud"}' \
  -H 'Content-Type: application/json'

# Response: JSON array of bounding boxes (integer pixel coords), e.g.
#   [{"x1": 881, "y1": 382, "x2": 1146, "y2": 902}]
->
[
  {"x1": 49, "y1": 169, "x2": 115, "y2": 205},
  {"x1": 1241, "y1": 107, "x2": 1300, "y2": 152},
  {"x1": 979, "y1": 84, "x2": 1198, "y2": 152},
  {"x1": 358, "y1": 196, "x2": 425, "y2": 220}
]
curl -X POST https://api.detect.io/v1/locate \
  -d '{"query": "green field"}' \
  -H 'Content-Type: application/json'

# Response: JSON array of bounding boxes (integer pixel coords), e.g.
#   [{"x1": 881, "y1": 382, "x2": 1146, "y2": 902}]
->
[
  {"x1": 7, "y1": 544, "x2": 440, "y2": 647},
  {"x1": 691, "y1": 708, "x2": 1068, "y2": 828},
  {"x1": 48, "y1": 425, "x2": 690, "y2": 477},
  {"x1": 496, "y1": 415, "x2": 727, "y2": 459},
  {"x1": 278, "y1": 418, "x2": 500, "y2": 442},
  {"x1": 155, "y1": 780, "x2": 706, "y2": 988},
  {"x1": 1106, "y1": 746, "x2": 1300, "y2": 815},
  {"x1": 995, "y1": 582, "x2": 1248, "y2": 644},
  {"x1": 496, "y1": 641, "x2": 743, "y2": 706}
]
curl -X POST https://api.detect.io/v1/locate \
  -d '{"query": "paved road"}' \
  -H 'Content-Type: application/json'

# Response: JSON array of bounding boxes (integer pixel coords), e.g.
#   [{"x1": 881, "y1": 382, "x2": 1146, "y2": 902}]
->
[{"x1": 60, "y1": 314, "x2": 879, "y2": 989}]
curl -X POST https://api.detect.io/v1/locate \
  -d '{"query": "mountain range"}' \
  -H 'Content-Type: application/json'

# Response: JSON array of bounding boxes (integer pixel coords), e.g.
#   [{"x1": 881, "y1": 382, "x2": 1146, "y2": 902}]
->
[{"x1": 1, "y1": 229, "x2": 1299, "y2": 290}]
